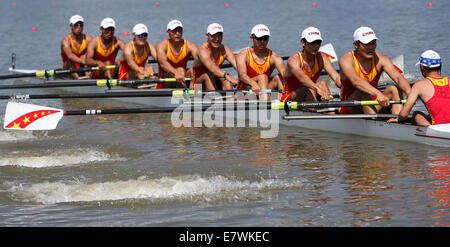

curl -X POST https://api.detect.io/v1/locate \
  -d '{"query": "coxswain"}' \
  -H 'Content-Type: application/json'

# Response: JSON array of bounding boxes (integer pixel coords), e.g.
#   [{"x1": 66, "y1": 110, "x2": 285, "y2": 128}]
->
[{"x1": 396, "y1": 50, "x2": 450, "y2": 125}]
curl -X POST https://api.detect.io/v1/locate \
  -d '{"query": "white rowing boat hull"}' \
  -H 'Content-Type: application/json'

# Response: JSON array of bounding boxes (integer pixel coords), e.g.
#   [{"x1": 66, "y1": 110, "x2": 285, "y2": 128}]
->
[{"x1": 8, "y1": 68, "x2": 450, "y2": 147}]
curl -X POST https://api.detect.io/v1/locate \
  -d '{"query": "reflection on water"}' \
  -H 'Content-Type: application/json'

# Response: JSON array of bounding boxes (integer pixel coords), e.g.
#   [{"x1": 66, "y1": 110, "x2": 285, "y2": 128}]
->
[{"x1": 427, "y1": 155, "x2": 450, "y2": 226}]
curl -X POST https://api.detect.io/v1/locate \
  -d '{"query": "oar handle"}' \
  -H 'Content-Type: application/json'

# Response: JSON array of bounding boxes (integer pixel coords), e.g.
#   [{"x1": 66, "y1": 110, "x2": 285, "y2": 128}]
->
[
  {"x1": 273, "y1": 99, "x2": 407, "y2": 111},
  {"x1": 54, "y1": 65, "x2": 118, "y2": 75}
]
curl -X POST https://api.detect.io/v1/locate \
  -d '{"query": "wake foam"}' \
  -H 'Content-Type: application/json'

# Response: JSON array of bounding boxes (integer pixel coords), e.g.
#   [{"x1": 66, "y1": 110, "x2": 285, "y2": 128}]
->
[
  {"x1": 3, "y1": 175, "x2": 304, "y2": 204},
  {"x1": 0, "y1": 148, "x2": 118, "y2": 168}
]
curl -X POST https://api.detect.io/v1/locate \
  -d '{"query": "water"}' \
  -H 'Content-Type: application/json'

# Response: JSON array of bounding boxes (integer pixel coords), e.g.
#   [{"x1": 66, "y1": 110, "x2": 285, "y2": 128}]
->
[{"x1": 0, "y1": 0, "x2": 450, "y2": 227}]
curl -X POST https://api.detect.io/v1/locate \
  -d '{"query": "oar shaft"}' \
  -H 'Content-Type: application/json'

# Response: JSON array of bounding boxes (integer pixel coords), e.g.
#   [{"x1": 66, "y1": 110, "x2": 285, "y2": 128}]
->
[
  {"x1": 283, "y1": 114, "x2": 398, "y2": 120},
  {"x1": 64, "y1": 101, "x2": 274, "y2": 116},
  {"x1": 53, "y1": 65, "x2": 118, "y2": 75},
  {"x1": 278, "y1": 99, "x2": 406, "y2": 110},
  {"x1": 0, "y1": 78, "x2": 192, "y2": 90},
  {"x1": 1, "y1": 65, "x2": 119, "y2": 80}
]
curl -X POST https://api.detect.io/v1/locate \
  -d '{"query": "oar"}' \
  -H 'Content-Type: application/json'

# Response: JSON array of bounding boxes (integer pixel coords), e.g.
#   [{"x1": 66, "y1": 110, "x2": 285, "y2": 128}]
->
[
  {"x1": 279, "y1": 99, "x2": 406, "y2": 114},
  {"x1": 0, "y1": 78, "x2": 192, "y2": 90},
  {"x1": 0, "y1": 89, "x2": 279, "y2": 100},
  {"x1": 2, "y1": 65, "x2": 119, "y2": 80},
  {"x1": 3, "y1": 101, "x2": 276, "y2": 130},
  {"x1": 5, "y1": 100, "x2": 405, "y2": 130},
  {"x1": 283, "y1": 114, "x2": 398, "y2": 120}
]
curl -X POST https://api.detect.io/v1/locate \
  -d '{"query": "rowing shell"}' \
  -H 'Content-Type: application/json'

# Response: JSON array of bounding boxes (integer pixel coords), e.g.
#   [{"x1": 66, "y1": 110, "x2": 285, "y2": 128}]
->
[{"x1": 7, "y1": 68, "x2": 448, "y2": 147}]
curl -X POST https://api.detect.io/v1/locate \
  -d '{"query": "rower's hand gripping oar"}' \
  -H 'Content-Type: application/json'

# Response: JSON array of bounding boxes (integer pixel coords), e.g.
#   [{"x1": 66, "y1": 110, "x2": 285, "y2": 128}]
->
[{"x1": 275, "y1": 99, "x2": 406, "y2": 112}]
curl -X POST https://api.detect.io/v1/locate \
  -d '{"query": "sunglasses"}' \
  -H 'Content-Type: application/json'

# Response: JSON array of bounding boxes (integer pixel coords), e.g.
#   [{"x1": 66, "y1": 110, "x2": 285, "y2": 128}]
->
[
  {"x1": 137, "y1": 33, "x2": 148, "y2": 38},
  {"x1": 73, "y1": 22, "x2": 84, "y2": 28},
  {"x1": 254, "y1": 35, "x2": 269, "y2": 41},
  {"x1": 103, "y1": 27, "x2": 115, "y2": 32},
  {"x1": 307, "y1": 40, "x2": 322, "y2": 46}
]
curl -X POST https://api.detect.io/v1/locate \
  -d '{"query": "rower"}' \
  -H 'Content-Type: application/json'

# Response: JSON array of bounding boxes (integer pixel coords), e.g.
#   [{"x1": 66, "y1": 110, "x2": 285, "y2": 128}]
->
[
  {"x1": 118, "y1": 24, "x2": 157, "y2": 81},
  {"x1": 282, "y1": 27, "x2": 341, "y2": 104},
  {"x1": 235, "y1": 24, "x2": 286, "y2": 100},
  {"x1": 338, "y1": 26, "x2": 411, "y2": 119},
  {"x1": 85, "y1": 17, "x2": 125, "y2": 79},
  {"x1": 155, "y1": 19, "x2": 198, "y2": 88},
  {"x1": 191, "y1": 23, "x2": 239, "y2": 90},
  {"x1": 396, "y1": 50, "x2": 450, "y2": 125},
  {"x1": 60, "y1": 15, "x2": 93, "y2": 79}
]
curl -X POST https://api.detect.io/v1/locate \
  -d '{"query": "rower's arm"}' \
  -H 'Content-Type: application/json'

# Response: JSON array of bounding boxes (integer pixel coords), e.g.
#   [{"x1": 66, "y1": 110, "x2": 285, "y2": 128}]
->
[
  {"x1": 187, "y1": 41, "x2": 199, "y2": 60},
  {"x1": 322, "y1": 53, "x2": 341, "y2": 88},
  {"x1": 287, "y1": 55, "x2": 319, "y2": 91},
  {"x1": 123, "y1": 43, "x2": 142, "y2": 73},
  {"x1": 272, "y1": 53, "x2": 287, "y2": 78},
  {"x1": 381, "y1": 55, "x2": 411, "y2": 97},
  {"x1": 155, "y1": 41, "x2": 178, "y2": 75},
  {"x1": 199, "y1": 46, "x2": 225, "y2": 78},
  {"x1": 398, "y1": 81, "x2": 422, "y2": 122},
  {"x1": 116, "y1": 38, "x2": 126, "y2": 53},
  {"x1": 236, "y1": 50, "x2": 258, "y2": 88},
  {"x1": 85, "y1": 38, "x2": 103, "y2": 67},
  {"x1": 148, "y1": 42, "x2": 158, "y2": 61},
  {"x1": 224, "y1": 46, "x2": 238, "y2": 70},
  {"x1": 339, "y1": 54, "x2": 382, "y2": 97},
  {"x1": 61, "y1": 37, "x2": 84, "y2": 64}
]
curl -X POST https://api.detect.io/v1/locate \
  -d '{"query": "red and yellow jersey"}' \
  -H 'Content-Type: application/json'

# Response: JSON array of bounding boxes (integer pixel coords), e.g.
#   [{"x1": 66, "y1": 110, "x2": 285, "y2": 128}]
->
[
  {"x1": 192, "y1": 42, "x2": 225, "y2": 85},
  {"x1": 157, "y1": 40, "x2": 190, "y2": 88},
  {"x1": 61, "y1": 34, "x2": 87, "y2": 68},
  {"x1": 246, "y1": 48, "x2": 274, "y2": 78},
  {"x1": 339, "y1": 51, "x2": 381, "y2": 114},
  {"x1": 282, "y1": 52, "x2": 321, "y2": 102},
  {"x1": 424, "y1": 76, "x2": 450, "y2": 125},
  {"x1": 93, "y1": 36, "x2": 119, "y2": 64},
  {"x1": 118, "y1": 41, "x2": 149, "y2": 80},
  {"x1": 238, "y1": 48, "x2": 274, "y2": 89}
]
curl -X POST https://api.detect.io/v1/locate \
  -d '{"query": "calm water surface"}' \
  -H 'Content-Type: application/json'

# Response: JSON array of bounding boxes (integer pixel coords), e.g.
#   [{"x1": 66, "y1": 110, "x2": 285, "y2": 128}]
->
[{"x1": 0, "y1": 0, "x2": 449, "y2": 227}]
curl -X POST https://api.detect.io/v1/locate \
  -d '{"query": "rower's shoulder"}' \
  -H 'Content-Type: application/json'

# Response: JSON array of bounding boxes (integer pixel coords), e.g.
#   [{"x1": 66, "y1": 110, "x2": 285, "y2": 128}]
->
[
  {"x1": 338, "y1": 51, "x2": 353, "y2": 64},
  {"x1": 414, "y1": 78, "x2": 432, "y2": 88},
  {"x1": 115, "y1": 36, "x2": 125, "y2": 44},
  {"x1": 155, "y1": 39, "x2": 168, "y2": 50},
  {"x1": 185, "y1": 39, "x2": 198, "y2": 49},
  {"x1": 236, "y1": 47, "x2": 249, "y2": 59},
  {"x1": 61, "y1": 33, "x2": 71, "y2": 43}
]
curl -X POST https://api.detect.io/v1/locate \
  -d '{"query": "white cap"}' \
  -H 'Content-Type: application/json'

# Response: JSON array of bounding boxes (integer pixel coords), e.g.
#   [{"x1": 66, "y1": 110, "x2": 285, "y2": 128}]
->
[
  {"x1": 133, "y1": 23, "x2": 148, "y2": 35},
  {"x1": 301, "y1": 27, "x2": 323, "y2": 43},
  {"x1": 353, "y1": 26, "x2": 378, "y2": 44},
  {"x1": 416, "y1": 50, "x2": 441, "y2": 68},
  {"x1": 207, "y1": 23, "x2": 223, "y2": 35},
  {"x1": 100, "y1": 17, "x2": 116, "y2": 29},
  {"x1": 167, "y1": 19, "x2": 183, "y2": 30},
  {"x1": 251, "y1": 24, "x2": 271, "y2": 38},
  {"x1": 69, "y1": 15, "x2": 84, "y2": 25}
]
